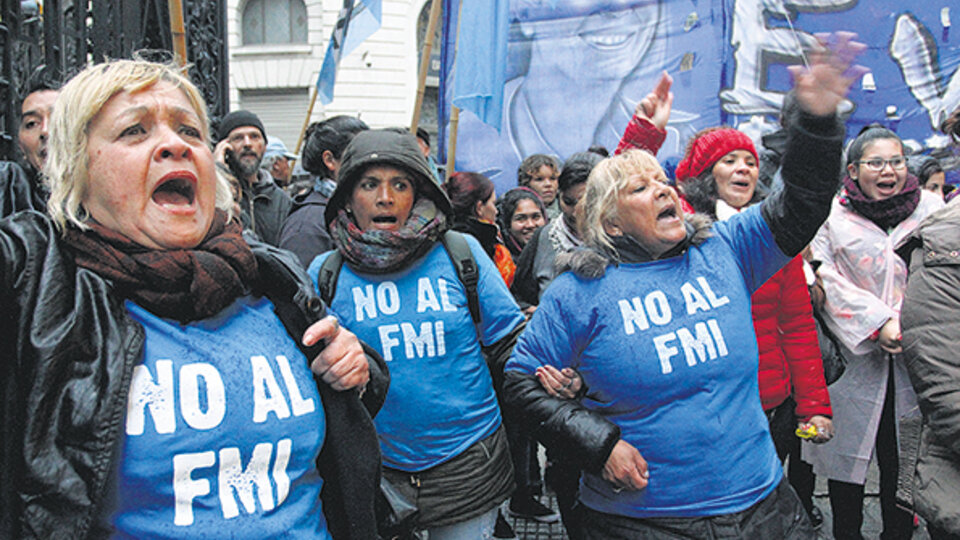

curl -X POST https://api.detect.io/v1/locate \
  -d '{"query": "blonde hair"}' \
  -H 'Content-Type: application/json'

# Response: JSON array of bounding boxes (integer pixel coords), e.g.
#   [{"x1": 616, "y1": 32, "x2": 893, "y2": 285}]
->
[
  {"x1": 576, "y1": 149, "x2": 668, "y2": 253},
  {"x1": 45, "y1": 58, "x2": 226, "y2": 230}
]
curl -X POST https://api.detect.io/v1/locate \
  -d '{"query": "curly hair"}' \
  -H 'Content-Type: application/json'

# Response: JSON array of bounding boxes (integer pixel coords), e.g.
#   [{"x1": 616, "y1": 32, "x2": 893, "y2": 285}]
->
[{"x1": 517, "y1": 153, "x2": 560, "y2": 186}]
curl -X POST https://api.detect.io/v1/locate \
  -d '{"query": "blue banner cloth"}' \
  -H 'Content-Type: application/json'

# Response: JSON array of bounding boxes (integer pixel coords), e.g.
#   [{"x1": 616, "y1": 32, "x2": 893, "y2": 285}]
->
[{"x1": 442, "y1": 0, "x2": 960, "y2": 195}]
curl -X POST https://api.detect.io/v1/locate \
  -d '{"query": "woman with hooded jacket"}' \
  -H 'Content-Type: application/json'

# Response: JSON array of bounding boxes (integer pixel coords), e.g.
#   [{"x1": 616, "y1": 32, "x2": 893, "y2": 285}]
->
[
  {"x1": 804, "y1": 125, "x2": 943, "y2": 540},
  {"x1": 896, "y1": 106, "x2": 960, "y2": 540},
  {"x1": 502, "y1": 32, "x2": 864, "y2": 539},
  {"x1": 307, "y1": 129, "x2": 526, "y2": 539}
]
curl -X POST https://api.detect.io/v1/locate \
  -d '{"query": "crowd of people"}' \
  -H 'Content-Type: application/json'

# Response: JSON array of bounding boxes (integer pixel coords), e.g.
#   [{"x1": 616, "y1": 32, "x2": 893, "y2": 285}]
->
[{"x1": 2, "y1": 30, "x2": 960, "y2": 540}]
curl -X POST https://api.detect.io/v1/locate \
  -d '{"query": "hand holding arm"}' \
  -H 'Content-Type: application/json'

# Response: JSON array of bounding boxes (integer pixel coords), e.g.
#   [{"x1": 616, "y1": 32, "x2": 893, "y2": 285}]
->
[
  {"x1": 303, "y1": 315, "x2": 370, "y2": 391},
  {"x1": 536, "y1": 365, "x2": 583, "y2": 399}
]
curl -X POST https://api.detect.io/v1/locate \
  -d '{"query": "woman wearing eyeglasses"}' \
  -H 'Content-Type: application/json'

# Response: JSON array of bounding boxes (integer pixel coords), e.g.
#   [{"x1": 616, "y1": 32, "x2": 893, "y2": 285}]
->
[{"x1": 804, "y1": 125, "x2": 943, "y2": 540}]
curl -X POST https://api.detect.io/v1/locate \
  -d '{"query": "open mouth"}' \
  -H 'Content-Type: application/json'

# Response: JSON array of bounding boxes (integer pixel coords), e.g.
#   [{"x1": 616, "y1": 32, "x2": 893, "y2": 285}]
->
[
  {"x1": 371, "y1": 216, "x2": 399, "y2": 225},
  {"x1": 152, "y1": 177, "x2": 196, "y2": 208},
  {"x1": 731, "y1": 180, "x2": 752, "y2": 189},
  {"x1": 876, "y1": 180, "x2": 898, "y2": 191},
  {"x1": 657, "y1": 206, "x2": 678, "y2": 220}
]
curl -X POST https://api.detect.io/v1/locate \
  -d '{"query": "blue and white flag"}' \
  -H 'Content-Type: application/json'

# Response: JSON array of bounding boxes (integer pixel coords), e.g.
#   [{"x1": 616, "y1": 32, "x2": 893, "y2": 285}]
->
[
  {"x1": 317, "y1": 0, "x2": 382, "y2": 105},
  {"x1": 438, "y1": 0, "x2": 510, "y2": 164}
]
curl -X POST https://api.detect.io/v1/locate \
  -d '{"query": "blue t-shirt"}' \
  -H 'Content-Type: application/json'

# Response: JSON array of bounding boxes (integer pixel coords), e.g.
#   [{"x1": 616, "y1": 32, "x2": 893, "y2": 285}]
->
[
  {"x1": 308, "y1": 236, "x2": 524, "y2": 471},
  {"x1": 107, "y1": 296, "x2": 331, "y2": 539},
  {"x1": 506, "y1": 206, "x2": 788, "y2": 518}
]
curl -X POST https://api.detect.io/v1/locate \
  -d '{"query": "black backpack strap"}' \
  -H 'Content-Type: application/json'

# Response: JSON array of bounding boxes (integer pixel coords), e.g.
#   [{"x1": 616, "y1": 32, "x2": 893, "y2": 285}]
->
[
  {"x1": 317, "y1": 250, "x2": 345, "y2": 306},
  {"x1": 441, "y1": 230, "x2": 481, "y2": 326}
]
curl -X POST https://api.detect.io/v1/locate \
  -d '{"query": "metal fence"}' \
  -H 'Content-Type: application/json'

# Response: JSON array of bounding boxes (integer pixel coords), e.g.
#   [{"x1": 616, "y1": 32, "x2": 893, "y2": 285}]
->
[{"x1": 0, "y1": 0, "x2": 227, "y2": 161}]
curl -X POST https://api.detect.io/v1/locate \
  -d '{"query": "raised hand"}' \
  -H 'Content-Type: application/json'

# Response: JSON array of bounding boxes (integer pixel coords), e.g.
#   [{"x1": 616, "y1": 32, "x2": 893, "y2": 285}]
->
[
  {"x1": 634, "y1": 71, "x2": 674, "y2": 131},
  {"x1": 788, "y1": 31, "x2": 868, "y2": 117}
]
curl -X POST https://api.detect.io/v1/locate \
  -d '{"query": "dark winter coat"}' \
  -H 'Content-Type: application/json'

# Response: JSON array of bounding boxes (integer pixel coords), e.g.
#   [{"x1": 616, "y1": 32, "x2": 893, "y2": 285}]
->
[
  {"x1": 450, "y1": 215, "x2": 499, "y2": 260},
  {"x1": 280, "y1": 186, "x2": 334, "y2": 268},
  {"x1": 240, "y1": 169, "x2": 293, "y2": 247},
  {"x1": 0, "y1": 161, "x2": 45, "y2": 218},
  {"x1": 0, "y1": 211, "x2": 387, "y2": 540},
  {"x1": 898, "y1": 202, "x2": 960, "y2": 535}
]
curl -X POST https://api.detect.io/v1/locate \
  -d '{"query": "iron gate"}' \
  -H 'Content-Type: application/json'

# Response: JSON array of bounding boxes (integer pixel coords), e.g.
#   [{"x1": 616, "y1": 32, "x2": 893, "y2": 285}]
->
[{"x1": 0, "y1": 0, "x2": 228, "y2": 161}]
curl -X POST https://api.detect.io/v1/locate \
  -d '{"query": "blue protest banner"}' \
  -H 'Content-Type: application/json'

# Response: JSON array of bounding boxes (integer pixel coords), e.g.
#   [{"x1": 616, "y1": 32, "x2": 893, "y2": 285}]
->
[{"x1": 446, "y1": 0, "x2": 960, "y2": 194}]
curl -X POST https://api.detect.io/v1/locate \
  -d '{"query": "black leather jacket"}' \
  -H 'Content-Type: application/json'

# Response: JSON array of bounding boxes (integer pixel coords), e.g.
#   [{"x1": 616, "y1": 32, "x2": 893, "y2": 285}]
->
[
  {"x1": 0, "y1": 160, "x2": 46, "y2": 218},
  {"x1": 0, "y1": 211, "x2": 388, "y2": 539}
]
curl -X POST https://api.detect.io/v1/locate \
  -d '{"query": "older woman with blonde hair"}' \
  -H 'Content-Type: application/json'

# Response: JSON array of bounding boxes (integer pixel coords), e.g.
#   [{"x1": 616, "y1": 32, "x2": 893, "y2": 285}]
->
[
  {"x1": 503, "y1": 33, "x2": 865, "y2": 539},
  {"x1": 1, "y1": 59, "x2": 386, "y2": 539}
]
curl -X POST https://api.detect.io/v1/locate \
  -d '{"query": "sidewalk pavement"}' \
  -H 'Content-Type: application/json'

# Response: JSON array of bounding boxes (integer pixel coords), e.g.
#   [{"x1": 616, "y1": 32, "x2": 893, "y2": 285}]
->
[{"x1": 505, "y1": 457, "x2": 933, "y2": 539}]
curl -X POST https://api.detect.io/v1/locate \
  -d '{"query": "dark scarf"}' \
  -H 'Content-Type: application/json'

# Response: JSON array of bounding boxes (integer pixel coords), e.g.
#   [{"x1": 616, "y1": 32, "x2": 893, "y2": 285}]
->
[
  {"x1": 503, "y1": 228, "x2": 526, "y2": 258},
  {"x1": 63, "y1": 210, "x2": 259, "y2": 324},
  {"x1": 611, "y1": 221, "x2": 697, "y2": 264},
  {"x1": 330, "y1": 198, "x2": 447, "y2": 274},
  {"x1": 841, "y1": 173, "x2": 921, "y2": 231},
  {"x1": 451, "y1": 215, "x2": 499, "y2": 258}
]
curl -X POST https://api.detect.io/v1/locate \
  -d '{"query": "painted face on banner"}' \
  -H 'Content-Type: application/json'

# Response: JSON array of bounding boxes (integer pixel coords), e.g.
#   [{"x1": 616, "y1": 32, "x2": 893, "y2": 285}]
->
[{"x1": 518, "y1": 0, "x2": 659, "y2": 80}]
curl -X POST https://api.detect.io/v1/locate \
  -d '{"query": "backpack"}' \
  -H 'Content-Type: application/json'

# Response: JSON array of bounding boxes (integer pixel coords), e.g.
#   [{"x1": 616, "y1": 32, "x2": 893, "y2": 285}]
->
[{"x1": 316, "y1": 230, "x2": 482, "y2": 326}]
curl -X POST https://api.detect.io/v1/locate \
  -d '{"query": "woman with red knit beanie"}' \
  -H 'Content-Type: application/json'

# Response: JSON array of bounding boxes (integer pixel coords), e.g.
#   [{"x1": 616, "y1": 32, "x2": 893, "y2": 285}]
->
[{"x1": 676, "y1": 124, "x2": 834, "y2": 530}]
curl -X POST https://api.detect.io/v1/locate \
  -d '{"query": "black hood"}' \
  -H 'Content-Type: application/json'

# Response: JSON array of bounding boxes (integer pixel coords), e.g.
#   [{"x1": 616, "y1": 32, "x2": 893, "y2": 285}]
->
[{"x1": 323, "y1": 129, "x2": 452, "y2": 228}]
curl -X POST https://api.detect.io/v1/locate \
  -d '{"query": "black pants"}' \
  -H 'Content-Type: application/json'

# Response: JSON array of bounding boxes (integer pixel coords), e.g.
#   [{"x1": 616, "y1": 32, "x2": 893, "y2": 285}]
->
[
  {"x1": 767, "y1": 397, "x2": 817, "y2": 518},
  {"x1": 504, "y1": 414, "x2": 542, "y2": 498},
  {"x1": 580, "y1": 477, "x2": 815, "y2": 539},
  {"x1": 828, "y1": 359, "x2": 913, "y2": 540},
  {"x1": 545, "y1": 450, "x2": 583, "y2": 539}
]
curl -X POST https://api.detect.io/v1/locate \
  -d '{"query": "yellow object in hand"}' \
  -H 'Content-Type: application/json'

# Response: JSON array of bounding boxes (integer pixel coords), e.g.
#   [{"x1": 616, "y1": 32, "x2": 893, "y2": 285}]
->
[{"x1": 796, "y1": 424, "x2": 818, "y2": 439}]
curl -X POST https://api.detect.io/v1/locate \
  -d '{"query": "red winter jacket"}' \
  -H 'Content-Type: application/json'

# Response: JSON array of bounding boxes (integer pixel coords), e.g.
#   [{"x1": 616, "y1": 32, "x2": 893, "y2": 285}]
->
[{"x1": 752, "y1": 256, "x2": 831, "y2": 420}]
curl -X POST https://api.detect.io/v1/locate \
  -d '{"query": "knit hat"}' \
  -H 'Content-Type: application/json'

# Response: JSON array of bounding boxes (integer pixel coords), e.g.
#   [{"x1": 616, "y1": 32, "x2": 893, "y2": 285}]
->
[
  {"x1": 217, "y1": 110, "x2": 266, "y2": 143},
  {"x1": 674, "y1": 128, "x2": 758, "y2": 183}
]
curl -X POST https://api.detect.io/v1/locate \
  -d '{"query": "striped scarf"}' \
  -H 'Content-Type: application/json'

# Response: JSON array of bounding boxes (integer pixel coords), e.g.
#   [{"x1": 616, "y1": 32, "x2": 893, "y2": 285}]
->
[{"x1": 330, "y1": 198, "x2": 448, "y2": 274}]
